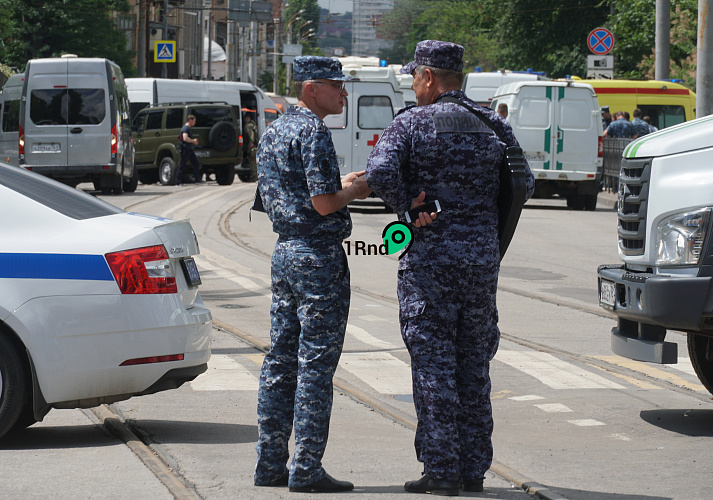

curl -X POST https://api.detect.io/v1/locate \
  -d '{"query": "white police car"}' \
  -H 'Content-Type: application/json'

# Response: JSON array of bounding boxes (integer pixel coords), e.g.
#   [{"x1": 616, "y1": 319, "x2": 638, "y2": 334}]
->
[{"x1": 0, "y1": 163, "x2": 212, "y2": 439}]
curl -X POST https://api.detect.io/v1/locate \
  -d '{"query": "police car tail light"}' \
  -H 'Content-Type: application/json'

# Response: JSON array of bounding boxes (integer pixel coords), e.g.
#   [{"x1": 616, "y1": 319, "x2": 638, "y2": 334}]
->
[
  {"x1": 598, "y1": 136, "x2": 603, "y2": 157},
  {"x1": 105, "y1": 245, "x2": 177, "y2": 294},
  {"x1": 111, "y1": 124, "x2": 118, "y2": 155}
]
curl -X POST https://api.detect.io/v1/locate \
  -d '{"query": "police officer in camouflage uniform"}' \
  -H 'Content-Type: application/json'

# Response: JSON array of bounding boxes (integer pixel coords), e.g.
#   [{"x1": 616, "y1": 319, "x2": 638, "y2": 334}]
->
[
  {"x1": 366, "y1": 40, "x2": 534, "y2": 496},
  {"x1": 254, "y1": 56, "x2": 371, "y2": 493}
]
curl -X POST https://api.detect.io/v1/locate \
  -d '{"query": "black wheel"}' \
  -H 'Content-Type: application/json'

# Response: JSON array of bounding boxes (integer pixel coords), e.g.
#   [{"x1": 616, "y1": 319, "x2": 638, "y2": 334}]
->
[
  {"x1": 0, "y1": 335, "x2": 30, "y2": 440},
  {"x1": 237, "y1": 170, "x2": 253, "y2": 182},
  {"x1": 216, "y1": 164, "x2": 236, "y2": 185},
  {"x1": 209, "y1": 122, "x2": 237, "y2": 152},
  {"x1": 567, "y1": 193, "x2": 585, "y2": 210},
  {"x1": 159, "y1": 157, "x2": 177, "y2": 186},
  {"x1": 123, "y1": 164, "x2": 139, "y2": 193},
  {"x1": 688, "y1": 333, "x2": 713, "y2": 395},
  {"x1": 139, "y1": 170, "x2": 159, "y2": 184},
  {"x1": 584, "y1": 193, "x2": 598, "y2": 211}
]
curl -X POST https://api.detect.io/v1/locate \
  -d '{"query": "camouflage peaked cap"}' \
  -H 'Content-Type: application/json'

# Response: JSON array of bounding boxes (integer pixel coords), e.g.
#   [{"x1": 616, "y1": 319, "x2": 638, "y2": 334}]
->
[
  {"x1": 292, "y1": 56, "x2": 350, "y2": 81},
  {"x1": 401, "y1": 40, "x2": 464, "y2": 74}
]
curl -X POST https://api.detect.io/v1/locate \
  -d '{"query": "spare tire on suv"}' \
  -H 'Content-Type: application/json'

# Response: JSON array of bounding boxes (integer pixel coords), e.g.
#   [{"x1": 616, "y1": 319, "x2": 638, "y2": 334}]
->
[{"x1": 132, "y1": 103, "x2": 241, "y2": 186}]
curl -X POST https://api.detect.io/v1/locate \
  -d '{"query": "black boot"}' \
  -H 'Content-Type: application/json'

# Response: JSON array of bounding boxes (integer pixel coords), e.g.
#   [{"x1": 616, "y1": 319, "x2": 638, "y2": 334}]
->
[
  {"x1": 461, "y1": 478, "x2": 484, "y2": 492},
  {"x1": 289, "y1": 472, "x2": 354, "y2": 493},
  {"x1": 404, "y1": 474, "x2": 460, "y2": 496}
]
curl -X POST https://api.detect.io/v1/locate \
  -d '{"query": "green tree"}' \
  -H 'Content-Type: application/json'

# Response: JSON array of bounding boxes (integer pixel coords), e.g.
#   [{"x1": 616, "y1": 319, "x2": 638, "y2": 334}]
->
[
  {"x1": 490, "y1": 0, "x2": 610, "y2": 78},
  {"x1": 1, "y1": 0, "x2": 135, "y2": 76},
  {"x1": 609, "y1": 0, "x2": 697, "y2": 86}
]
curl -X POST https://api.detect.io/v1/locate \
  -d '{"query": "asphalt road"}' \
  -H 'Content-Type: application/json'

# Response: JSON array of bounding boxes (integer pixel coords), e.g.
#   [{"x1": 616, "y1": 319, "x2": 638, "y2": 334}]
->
[{"x1": 2, "y1": 183, "x2": 711, "y2": 500}]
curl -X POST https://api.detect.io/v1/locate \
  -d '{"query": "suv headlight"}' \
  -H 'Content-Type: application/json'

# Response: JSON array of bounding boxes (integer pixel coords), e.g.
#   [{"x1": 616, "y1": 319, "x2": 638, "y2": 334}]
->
[{"x1": 655, "y1": 208, "x2": 710, "y2": 266}]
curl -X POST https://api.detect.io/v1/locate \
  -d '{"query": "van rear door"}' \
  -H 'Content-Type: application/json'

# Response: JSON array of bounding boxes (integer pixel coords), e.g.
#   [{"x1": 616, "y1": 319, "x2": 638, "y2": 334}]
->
[
  {"x1": 23, "y1": 59, "x2": 70, "y2": 166},
  {"x1": 65, "y1": 60, "x2": 109, "y2": 166},
  {"x1": 553, "y1": 85, "x2": 601, "y2": 176}
]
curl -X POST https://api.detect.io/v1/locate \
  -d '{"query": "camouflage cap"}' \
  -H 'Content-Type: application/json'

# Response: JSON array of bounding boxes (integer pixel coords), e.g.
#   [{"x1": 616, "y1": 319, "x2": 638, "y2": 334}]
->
[
  {"x1": 292, "y1": 56, "x2": 350, "y2": 81},
  {"x1": 401, "y1": 40, "x2": 464, "y2": 74}
]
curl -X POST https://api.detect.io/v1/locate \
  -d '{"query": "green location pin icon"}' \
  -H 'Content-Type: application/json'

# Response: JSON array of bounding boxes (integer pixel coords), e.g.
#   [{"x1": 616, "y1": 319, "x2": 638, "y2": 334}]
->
[{"x1": 382, "y1": 221, "x2": 414, "y2": 260}]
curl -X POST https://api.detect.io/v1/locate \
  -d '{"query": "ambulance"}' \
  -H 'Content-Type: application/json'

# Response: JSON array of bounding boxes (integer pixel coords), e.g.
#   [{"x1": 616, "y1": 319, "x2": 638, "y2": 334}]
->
[
  {"x1": 576, "y1": 79, "x2": 696, "y2": 129},
  {"x1": 491, "y1": 80, "x2": 603, "y2": 210},
  {"x1": 325, "y1": 80, "x2": 403, "y2": 176}
]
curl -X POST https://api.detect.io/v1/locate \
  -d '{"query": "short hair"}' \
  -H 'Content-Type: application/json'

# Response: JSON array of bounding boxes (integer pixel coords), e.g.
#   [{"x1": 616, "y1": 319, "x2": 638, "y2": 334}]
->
[
  {"x1": 633, "y1": 108, "x2": 642, "y2": 118},
  {"x1": 623, "y1": 111, "x2": 630, "y2": 120},
  {"x1": 497, "y1": 103, "x2": 508, "y2": 113},
  {"x1": 294, "y1": 81, "x2": 306, "y2": 100},
  {"x1": 413, "y1": 64, "x2": 464, "y2": 88},
  {"x1": 187, "y1": 114, "x2": 196, "y2": 121}
]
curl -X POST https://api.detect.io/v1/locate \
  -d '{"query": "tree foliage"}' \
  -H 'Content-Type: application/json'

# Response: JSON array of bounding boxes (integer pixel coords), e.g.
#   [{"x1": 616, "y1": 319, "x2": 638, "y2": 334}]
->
[
  {"x1": 0, "y1": 0, "x2": 135, "y2": 76},
  {"x1": 377, "y1": 0, "x2": 698, "y2": 85}
]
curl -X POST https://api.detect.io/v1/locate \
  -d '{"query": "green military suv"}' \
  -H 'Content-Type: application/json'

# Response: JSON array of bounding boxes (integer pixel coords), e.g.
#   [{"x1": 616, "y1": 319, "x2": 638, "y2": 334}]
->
[{"x1": 132, "y1": 103, "x2": 241, "y2": 185}]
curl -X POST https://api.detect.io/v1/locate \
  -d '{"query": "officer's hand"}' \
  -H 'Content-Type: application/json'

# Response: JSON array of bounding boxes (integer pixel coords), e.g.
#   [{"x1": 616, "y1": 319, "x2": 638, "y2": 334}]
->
[
  {"x1": 341, "y1": 170, "x2": 365, "y2": 189},
  {"x1": 410, "y1": 191, "x2": 437, "y2": 228}
]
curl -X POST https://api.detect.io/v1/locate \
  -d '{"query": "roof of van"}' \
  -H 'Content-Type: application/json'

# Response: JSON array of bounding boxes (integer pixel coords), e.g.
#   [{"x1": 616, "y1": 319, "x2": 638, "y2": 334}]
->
[
  {"x1": 494, "y1": 80, "x2": 596, "y2": 98},
  {"x1": 573, "y1": 79, "x2": 695, "y2": 96}
]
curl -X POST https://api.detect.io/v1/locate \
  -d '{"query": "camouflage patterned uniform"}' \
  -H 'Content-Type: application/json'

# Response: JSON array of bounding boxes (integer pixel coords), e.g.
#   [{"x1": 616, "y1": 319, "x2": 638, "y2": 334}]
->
[
  {"x1": 254, "y1": 58, "x2": 353, "y2": 489},
  {"x1": 366, "y1": 41, "x2": 534, "y2": 486}
]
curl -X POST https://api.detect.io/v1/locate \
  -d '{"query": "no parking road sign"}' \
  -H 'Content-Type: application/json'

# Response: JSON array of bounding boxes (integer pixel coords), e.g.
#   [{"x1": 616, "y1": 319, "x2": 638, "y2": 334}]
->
[
  {"x1": 154, "y1": 41, "x2": 176, "y2": 63},
  {"x1": 587, "y1": 28, "x2": 614, "y2": 55}
]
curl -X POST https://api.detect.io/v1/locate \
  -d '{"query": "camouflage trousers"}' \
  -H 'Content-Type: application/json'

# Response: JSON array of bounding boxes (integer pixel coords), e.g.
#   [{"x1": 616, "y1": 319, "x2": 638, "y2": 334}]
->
[
  {"x1": 397, "y1": 264, "x2": 500, "y2": 481},
  {"x1": 255, "y1": 238, "x2": 350, "y2": 488}
]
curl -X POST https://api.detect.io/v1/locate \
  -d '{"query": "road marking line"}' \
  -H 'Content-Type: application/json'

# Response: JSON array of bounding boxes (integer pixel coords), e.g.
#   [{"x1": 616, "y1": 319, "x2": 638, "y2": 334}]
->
[
  {"x1": 611, "y1": 433, "x2": 631, "y2": 441},
  {"x1": 586, "y1": 362, "x2": 661, "y2": 390},
  {"x1": 568, "y1": 419, "x2": 606, "y2": 427},
  {"x1": 189, "y1": 354, "x2": 258, "y2": 391},
  {"x1": 510, "y1": 395, "x2": 545, "y2": 401},
  {"x1": 360, "y1": 314, "x2": 391, "y2": 322},
  {"x1": 346, "y1": 324, "x2": 401, "y2": 350},
  {"x1": 339, "y1": 352, "x2": 413, "y2": 394},
  {"x1": 495, "y1": 350, "x2": 625, "y2": 390},
  {"x1": 195, "y1": 257, "x2": 270, "y2": 296},
  {"x1": 535, "y1": 403, "x2": 573, "y2": 413},
  {"x1": 589, "y1": 355, "x2": 706, "y2": 392}
]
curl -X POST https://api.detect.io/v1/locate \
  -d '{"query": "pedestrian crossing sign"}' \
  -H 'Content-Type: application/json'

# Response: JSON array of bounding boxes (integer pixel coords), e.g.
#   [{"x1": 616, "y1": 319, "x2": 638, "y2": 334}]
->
[{"x1": 154, "y1": 41, "x2": 176, "y2": 63}]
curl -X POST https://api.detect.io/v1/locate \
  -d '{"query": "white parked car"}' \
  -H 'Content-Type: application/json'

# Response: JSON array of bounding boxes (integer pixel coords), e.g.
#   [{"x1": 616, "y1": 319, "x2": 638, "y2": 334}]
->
[{"x1": 0, "y1": 163, "x2": 211, "y2": 439}]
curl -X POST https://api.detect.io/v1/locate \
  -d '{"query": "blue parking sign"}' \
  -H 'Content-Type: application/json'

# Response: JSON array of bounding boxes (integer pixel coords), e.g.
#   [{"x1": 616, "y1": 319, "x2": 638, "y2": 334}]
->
[{"x1": 154, "y1": 41, "x2": 176, "y2": 63}]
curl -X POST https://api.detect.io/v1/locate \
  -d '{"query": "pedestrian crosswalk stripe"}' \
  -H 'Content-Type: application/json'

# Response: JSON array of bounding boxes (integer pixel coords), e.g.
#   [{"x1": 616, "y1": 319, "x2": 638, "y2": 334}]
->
[
  {"x1": 509, "y1": 394, "x2": 545, "y2": 401},
  {"x1": 535, "y1": 403, "x2": 572, "y2": 413},
  {"x1": 190, "y1": 354, "x2": 258, "y2": 391},
  {"x1": 568, "y1": 419, "x2": 606, "y2": 427},
  {"x1": 495, "y1": 350, "x2": 625, "y2": 390},
  {"x1": 346, "y1": 324, "x2": 401, "y2": 350},
  {"x1": 339, "y1": 352, "x2": 413, "y2": 394}
]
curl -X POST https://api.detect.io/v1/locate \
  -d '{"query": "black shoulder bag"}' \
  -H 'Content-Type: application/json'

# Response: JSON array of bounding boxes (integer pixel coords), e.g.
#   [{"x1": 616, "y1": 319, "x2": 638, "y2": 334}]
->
[{"x1": 436, "y1": 96, "x2": 528, "y2": 261}]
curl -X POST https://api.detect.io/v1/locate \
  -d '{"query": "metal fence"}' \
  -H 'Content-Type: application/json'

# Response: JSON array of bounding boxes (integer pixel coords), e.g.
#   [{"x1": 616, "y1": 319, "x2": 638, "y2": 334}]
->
[{"x1": 602, "y1": 137, "x2": 634, "y2": 192}]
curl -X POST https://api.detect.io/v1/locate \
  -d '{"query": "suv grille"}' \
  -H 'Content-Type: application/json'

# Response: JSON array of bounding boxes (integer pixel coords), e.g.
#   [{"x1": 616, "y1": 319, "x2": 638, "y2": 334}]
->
[{"x1": 618, "y1": 157, "x2": 651, "y2": 256}]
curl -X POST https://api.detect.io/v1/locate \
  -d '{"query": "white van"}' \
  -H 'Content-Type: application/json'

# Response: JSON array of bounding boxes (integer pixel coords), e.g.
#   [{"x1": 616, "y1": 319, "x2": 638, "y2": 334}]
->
[
  {"x1": 0, "y1": 73, "x2": 23, "y2": 166},
  {"x1": 19, "y1": 56, "x2": 136, "y2": 194},
  {"x1": 126, "y1": 78, "x2": 281, "y2": 182},
  {"x1": 463, "y1": 70, "x2": 547, "y2": 107},
  {"x1": 491, "y1": 81, "x2": 603, "y2": 210},
  {"x1": 324, "y1": 80, "x2": 403, "y2": 177},
  {"x1": 340, "y1": 66, "x2": 406, "y2": 111}
]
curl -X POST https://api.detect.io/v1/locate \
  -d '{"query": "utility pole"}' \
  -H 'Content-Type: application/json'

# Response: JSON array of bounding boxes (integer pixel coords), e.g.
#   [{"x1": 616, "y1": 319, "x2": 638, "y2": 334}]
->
[
  {"x1": 697, "y1": 0, "x2": 713, "y2": 117},
  {"x1": 654, "y1": 0, "x2": 670, "y2": 81},
  {"x1": 137, "y1": 0, "x2": 146, "y2": 77},
  {"x1": 162, "y1": 0, "x2": 168, "y2": 78}
]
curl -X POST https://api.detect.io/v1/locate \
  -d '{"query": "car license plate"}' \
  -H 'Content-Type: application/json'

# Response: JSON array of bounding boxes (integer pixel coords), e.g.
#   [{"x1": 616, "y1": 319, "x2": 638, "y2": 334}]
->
[
  {"x1": 599, "y1": 279, "x2": 616, "y2": 308},
  {"x1": 180, "y1": 257, "x2": 202, "y2": 287},
  {"x1": 31, "y1": 143, "x2": 61, "y2": 153},
  {"x1": 524, "y1": 151, "x2": 546, "y2": 162},
  {"x1": 194, "y1": 150, "x2": 211, "y2": 158}
]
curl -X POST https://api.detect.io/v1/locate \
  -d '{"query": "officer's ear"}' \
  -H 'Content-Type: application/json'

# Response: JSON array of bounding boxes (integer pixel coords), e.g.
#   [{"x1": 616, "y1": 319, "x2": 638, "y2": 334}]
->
[{"x1": 422, "y1": 68, "x2": 435, "y2": 87}]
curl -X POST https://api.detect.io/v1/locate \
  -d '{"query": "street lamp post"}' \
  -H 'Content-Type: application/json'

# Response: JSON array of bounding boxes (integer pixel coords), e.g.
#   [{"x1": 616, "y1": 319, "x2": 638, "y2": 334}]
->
[
  {"x1": 273, "y1": 17, "x2": 280, "y2": 94},
  {"x1": 284, "y1": 9, "x2": 305, "y2": 96}
]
